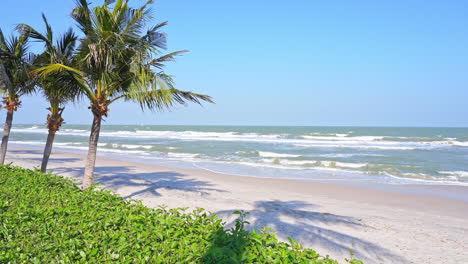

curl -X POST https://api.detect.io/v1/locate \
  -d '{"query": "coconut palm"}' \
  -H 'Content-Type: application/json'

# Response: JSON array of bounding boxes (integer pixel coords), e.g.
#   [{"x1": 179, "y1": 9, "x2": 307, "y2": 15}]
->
[
  {"x1": 36, "y1": 0, "x2": 214, "y2": 188},
  {"x1": 0, "y1": 29, "x2": 36, "y2": 165},
  {"x1": 18, "y1": 15, "x2": 80, "y2": 172}
]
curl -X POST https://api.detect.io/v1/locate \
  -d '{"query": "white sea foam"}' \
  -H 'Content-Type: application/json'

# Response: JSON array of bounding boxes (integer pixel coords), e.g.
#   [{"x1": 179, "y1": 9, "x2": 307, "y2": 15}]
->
[
  {"x1": 237, "y1": 159, "x2": 371, "y2": 175},
  {"x1": 122, "y1": 144, "x2": 153, "y2": 150},
  {"x1": 316, "y1": 160, "x2": 367, "y2": 169},
  {"x1": 451, "y1": 141, "x2": 468, "y2": 147},
  {"x1": 10, "y1": 140, "x2": 44, "y2": 145},
  {"x1": 334, "y1": 161, "x2": 367, "y2": 168},
  {"x1": 439, "y1": 171, "x2": 468, "y2": 179},
  {"x1": 306, "y1": 133, "x2": 350, "y2": 137},
  {"x1": 9, "y1": 126, "x2": 468, "y2": 187},
  {"x1": 11, "y1": 140, "x2": 150, "y2": 155},
  {"x1": 195, "y1": 159, "x2": 468, "y2": 186},
  {"x1": 167, "y1": 152, "x2": 199, "y2": 159},
  {"x1": 11, "y1": 127, "x2": 468, "y2": 150},
  {"x1": 258, "y1": 151, "x2": 300, "y2": 158},
  {"x1": 9, "y1": 135, "x2": 468, "y2": 185},
  {"x1": 320, "y1": 153, "x2": 385, "y2": 158},
  {"x1": 301, "y1": 135, "x2": 384, "y2": 141},
  {"x1": 97, "y1": 143, "x2": 153, "y2": 150},
  {"x1": 293, "y1": 143, "x2": 416, "y2": 150},
  {"x1": 63, "y1": 129, "x2": 87, "y2": 133},
  {"x1": 260, "y1": 159, "x2": 315, "y2": 166},
  {"x1": 236, "y1": 160, "x2": 306, "y2": 171},
  {"x1": 260, "y1": 158, "x2": 367, "y2": 169},
  {"x1": 12, "y1": 128, "x2": 89, "y2": 136},
  {"x1": 12, "y1": 128, "x2": 49, "y2": 134},
  {"x1": 320, "y1": 153, "x2": 358, "y2": 158}
]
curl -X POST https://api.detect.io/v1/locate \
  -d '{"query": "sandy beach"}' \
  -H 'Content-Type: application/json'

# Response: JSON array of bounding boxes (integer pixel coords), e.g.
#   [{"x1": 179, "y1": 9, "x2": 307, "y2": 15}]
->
[
  {"x1": 1, "y1": 0, "x2": 467, "y2": 262},
  {"x1": 5, "y1": 145, "x2": 468, "y2": 264}
]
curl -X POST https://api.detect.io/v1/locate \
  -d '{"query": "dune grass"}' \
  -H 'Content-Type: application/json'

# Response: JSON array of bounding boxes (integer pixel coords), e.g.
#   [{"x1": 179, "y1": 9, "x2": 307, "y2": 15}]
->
[{"x1": 0, "y1": 165, "x2": 362, "y2": 263}]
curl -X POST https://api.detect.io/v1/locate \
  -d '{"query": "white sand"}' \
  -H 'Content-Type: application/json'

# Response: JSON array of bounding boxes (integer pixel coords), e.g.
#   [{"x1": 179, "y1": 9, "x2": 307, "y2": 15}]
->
[{"x1": 5, "y1": 145, "x2": 468, "y2": 264}]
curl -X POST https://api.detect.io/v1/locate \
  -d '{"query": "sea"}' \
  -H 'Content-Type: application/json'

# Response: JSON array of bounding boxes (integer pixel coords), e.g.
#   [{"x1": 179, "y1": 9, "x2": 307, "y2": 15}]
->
[{"x1": 9, "y1": 125, "x2": 468, "y2": 186}]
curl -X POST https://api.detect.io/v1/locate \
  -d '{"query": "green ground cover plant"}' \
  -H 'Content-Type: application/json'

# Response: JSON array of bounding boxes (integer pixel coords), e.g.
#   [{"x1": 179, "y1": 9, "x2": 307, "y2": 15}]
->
[{"x1": 0, "y1": 165, "x2": 362, "y2": 263}]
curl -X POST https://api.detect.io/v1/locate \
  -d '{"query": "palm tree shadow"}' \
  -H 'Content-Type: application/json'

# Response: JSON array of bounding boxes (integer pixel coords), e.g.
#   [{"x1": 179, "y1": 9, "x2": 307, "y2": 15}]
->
[
  {"x1": 9, "y1": 149, "x2": 44, "y2": 155},
  {"x1": 8, "y1": 149, "x2": 81, "y2": 163},
  {"x1": 215, "y1": 200, "x2": 408, "y2": 264},
  {"x1": 51, "y1": 165, "x2": 225, "y2": 198}
]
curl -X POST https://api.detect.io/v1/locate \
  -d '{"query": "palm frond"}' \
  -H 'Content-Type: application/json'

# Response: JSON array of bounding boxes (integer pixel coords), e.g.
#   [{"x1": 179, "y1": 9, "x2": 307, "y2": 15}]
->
[
  {"x1": 39, "y1": 72, "x2": 83, "y2": 103},
  {"x1": 72, "y1": 0, "x2": 93, "y2": 35},
  {"x1": 0, "y1": 30, "x2": 36, "y2": 97},
  {"x1": 16, "y1": 23, "x2": 51, "y2": 47},
  {"x1": 35, "y1": 63, "x2": 96, "y2": 103},
  {"x1": 34, "y1": 63, "x2": 84, "y2": 78},
  {"x1": 41, "y1": 13, "x2": 53, "y2": 43},
  {"x1": 0, "y1": 29, "x2": 8, "y2": 52},
  {"x1": 57, "y1": 28, "x2": 78, "y2": 58},
  {"x1": 13, "y1": 34, "x2": 29, "y2": 58},
  {"x1": 117, "y1": 2, "x2": 148, "y2": 39},
  {"x1": 0, "y1": 29, "x2": 11, "y2": 60},
  {"x1": 123, "y1": 88, "x2": 214, "y2": 111},
  {"x1": 0, "y1": 63, "x2": 12, "y2": 91},
  {"x1": 150, "y1": 50, "x2": 188, "y2": 69}
]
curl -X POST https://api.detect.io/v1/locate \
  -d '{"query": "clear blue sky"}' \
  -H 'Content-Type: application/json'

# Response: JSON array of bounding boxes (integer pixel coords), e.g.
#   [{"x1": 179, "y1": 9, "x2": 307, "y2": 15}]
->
[{"x1": 1, "y1": 0, "x2": 467, "y2": 126}]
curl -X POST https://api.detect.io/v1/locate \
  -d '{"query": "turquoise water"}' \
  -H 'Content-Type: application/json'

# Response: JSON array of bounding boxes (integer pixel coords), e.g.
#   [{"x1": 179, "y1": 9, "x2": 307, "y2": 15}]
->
[{"x1": 10, "y1": 125, "x2": 468, "y2": 185}]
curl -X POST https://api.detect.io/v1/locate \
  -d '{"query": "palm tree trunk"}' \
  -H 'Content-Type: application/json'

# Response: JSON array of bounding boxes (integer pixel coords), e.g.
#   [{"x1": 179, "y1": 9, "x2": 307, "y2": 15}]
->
[
  {"x1": 0, "y1": 109, "x2": 14, "y2": 165},
  {"x1": 40, "y1": 129, "x2": 57, "y2": 172},
  {"x1": 82, "y1": 114, "x2": 102, "y2": 189}
]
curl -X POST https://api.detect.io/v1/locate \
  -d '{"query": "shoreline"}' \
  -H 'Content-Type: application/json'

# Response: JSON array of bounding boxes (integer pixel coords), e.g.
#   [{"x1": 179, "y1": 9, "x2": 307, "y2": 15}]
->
[
  {"x1": 4, "y1": 145, "x2": 468, "y2": 263},
  {"x1": 8, "y1": 125, "x2": 468, "y2": 188},
  {"x1": 11, "y1": 142, "x2": 468, "y2": 202}
]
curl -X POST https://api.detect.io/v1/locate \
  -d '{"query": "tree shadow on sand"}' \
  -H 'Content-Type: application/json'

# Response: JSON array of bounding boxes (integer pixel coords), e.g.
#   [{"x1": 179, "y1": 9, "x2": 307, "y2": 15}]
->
[
  {"x1": 215, "y1": 200, "x2": 408, "y2": 264},
  {"x1": 51, "y1": 165, "x2": 226, "y2": 198},
  {"x1": 8, "y1": 149, "x2": 43, "y2": 155},
  {"x1": 8, "y1": 149, "x2": 81, "y2": 163}
]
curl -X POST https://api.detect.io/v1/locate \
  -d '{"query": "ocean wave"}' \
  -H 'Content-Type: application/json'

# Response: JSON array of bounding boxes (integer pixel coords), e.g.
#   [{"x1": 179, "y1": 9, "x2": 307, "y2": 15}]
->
[
  {"x1": 97, "y1": 143, "x2": 153, "y2": 150},
  {"x1": 10, "y1": 140, "x2": 44, "y2": 145},
  {"x1": 260, "y1": 158, "x2": 367, "y2": 169},
  {"x1": 301, "y1": 135, "x2": 384, "y2": 141},
  {"x1": 293, "y1": 143, "x2": 416, "y2": 150},
  {"x1": 304, "y1": 133, "x2": 350, "y2": 137},
  {"x1": 167, "y1": 152, "x2": 199, "y2": 159},
  {"x1": 11, "y1": 141, "x2": 151, "y2": 155},
  {"x1": 381, "y1": 136, "x2": 454, "y2": 142},
  {"x1": 258, "y1": 151, "x2": 301, "y2": 158},
  {"x1": 12, "y1": 128, "x2": 89, "y2": 136},
  {"x1": 320, "y1": 153, "x2": 385, "y2": 158},
  {"x1": 260, "y1": 158, "x2": 316, "y2": 166},
  {"x1": 10, "y1": 138, "x2": 468, "y2": 184},
  {"x1": 451, "y1": 141, "x2": 468, "y2": 147},
  {"x1": 439, "y1": 171, "x2": 468, "y2": 179},
  {"x1": 11, "y1": 127, "x2": 468, "y2": 150}
]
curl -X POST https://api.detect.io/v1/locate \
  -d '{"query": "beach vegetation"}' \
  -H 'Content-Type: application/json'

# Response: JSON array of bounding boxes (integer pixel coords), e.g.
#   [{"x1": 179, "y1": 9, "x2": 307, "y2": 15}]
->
[
  {"x1": 0, "y1": 165, "x2": 356, "y2": 263},
  {"x1": 35, "y1": 0, "x2": 214, "y2": 189}
]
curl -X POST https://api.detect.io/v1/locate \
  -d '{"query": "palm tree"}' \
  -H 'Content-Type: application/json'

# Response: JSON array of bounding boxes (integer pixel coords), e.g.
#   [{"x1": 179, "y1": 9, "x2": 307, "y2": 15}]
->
[
  {"x1": 37, "y1": 0, "x2": 214, "y2": 188},
  {"x1": 18, "y1": 15, "x2": 80, "y2": 172},
  {"x1": 0, "y1": 29, "x2": 36, "y2": 165}
]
